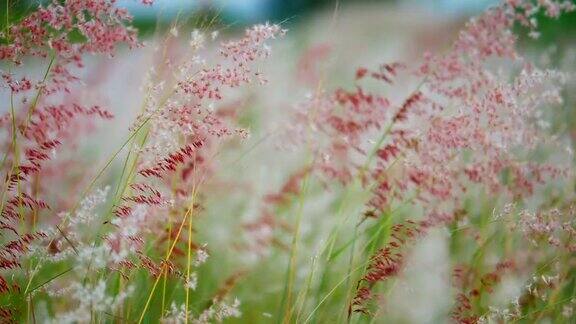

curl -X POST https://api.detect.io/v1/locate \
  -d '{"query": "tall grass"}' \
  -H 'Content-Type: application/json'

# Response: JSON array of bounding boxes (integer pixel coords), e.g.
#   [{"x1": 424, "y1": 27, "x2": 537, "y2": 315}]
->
[{"x1": 0, "y1": 0, "x2": 575, "y2": 323}]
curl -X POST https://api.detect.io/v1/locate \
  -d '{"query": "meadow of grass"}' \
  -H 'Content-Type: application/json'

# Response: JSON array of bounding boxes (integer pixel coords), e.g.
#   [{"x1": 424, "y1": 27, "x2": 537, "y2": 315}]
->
[{"x1": 0, "y1": 0, "x2": 576, "y2": 323}]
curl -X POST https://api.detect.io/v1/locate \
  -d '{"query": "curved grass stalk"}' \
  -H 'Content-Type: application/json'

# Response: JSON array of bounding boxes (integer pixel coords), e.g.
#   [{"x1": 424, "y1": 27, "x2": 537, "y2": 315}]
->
[
  {"x1": 137, "y1": 183, "x2": 200, "y2": 324},
  {"x1": 184, "y1": 157, "x2": 199, "y2": 323},
  {"x1": 280, "y1": 162, "x2": 312, "y2": 324},
  {"x1": 303, "y1": 261, "x2": 369, "y2": 324}
]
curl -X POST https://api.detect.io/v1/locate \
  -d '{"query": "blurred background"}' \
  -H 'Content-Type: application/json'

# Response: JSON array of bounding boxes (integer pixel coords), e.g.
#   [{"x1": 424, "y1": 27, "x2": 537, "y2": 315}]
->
[{"x1": 2, "y1": 0, "x2": 575, "y2": 37}]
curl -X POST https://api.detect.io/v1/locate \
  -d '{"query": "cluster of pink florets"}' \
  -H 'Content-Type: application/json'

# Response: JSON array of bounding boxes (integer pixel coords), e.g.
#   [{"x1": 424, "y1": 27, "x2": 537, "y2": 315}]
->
[
  {"x1": 0, "y1": 2, "x2": 154, "y2": 305},
  {"x1": 1, "y1": 0, "x2": 142, "y2": 96},
  {"x1": 282, "y1": 0, "x2": 575, "y2": 312}
]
